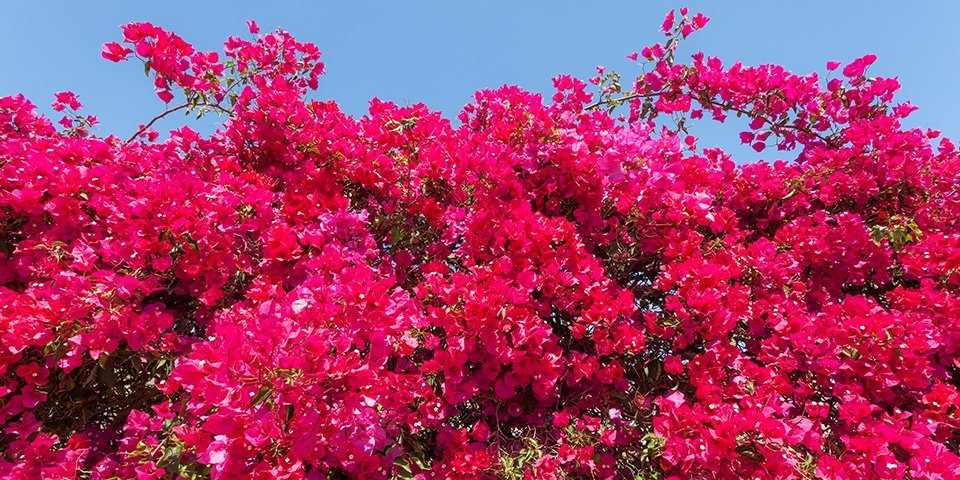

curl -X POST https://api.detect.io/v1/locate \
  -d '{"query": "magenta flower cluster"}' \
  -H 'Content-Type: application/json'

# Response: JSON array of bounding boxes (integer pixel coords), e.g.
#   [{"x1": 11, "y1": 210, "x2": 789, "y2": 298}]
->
[{"x1": 1, "y1": 10, "x2": 958, "y2": 479}]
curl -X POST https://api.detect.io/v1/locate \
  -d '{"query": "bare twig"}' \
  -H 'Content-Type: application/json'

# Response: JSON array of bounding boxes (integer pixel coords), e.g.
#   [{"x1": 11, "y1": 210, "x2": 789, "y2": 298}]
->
[
  {"x1": 586, "y1": 89, "x2": 841, "y2": 149},
  {"x1": 585, "y1": 91, "x2": 665, "y2": 111},
  {"x1": 124, "y1": 102, "x2": 231, "y2": 145}
]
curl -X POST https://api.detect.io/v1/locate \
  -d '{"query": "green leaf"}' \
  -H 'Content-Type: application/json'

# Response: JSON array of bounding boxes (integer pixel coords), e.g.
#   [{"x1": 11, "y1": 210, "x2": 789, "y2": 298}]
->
[
  {"x1": 250, "y1": 387, "x2": 272, "y2": 407},
  {"x1": 393, "y1": 456, "x2": 413, "y2": 476},
  {"x1": 181, "y1": 232, "x2": 200, "y2": 251},
  {"x1": 389, "y1": 227, "x2": 403, "y2": 245},
  {"x1": 160, "y1": 445, "x2": 182, "y2": 471}
]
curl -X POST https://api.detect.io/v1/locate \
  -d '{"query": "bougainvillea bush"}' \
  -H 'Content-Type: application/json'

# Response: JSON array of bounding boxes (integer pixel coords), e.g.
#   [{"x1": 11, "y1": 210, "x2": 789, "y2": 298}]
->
[{"x1": 1, "y1": 9, "x2": 959, "y2": 479}]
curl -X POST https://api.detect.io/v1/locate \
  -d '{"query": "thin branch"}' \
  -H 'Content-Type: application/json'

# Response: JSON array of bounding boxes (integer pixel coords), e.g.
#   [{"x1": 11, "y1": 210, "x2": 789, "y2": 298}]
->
[
  {"x1": 585, "y1": 91, "x2": 665, "y2": 111},
  {"x1": 124, "y1": 102, "x2": 231, "y2": 145},
  {"x1": 586, "y1": 89, "x2": 841, "y2": 149},
  {"x1": 707, "y1": 100, "x2": 841, "y2": 149}
]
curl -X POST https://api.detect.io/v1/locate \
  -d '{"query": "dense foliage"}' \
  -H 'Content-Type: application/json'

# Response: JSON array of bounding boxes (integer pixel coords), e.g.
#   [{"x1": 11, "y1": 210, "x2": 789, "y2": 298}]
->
[{"x1": 2, "y1": 10, "x2": 959, "y2": 479}]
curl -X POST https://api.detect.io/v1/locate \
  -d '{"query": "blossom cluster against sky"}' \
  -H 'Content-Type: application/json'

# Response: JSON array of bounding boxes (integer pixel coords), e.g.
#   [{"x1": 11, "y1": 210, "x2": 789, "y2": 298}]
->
[{"x1": 2, "y1": 1, "x2": 957, "y2": 160}]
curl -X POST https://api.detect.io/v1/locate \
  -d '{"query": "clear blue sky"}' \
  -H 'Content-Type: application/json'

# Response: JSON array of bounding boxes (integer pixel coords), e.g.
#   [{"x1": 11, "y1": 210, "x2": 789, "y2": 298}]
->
[{"x1": 2, "y1": 1, "x2": 957, "y2": 160}]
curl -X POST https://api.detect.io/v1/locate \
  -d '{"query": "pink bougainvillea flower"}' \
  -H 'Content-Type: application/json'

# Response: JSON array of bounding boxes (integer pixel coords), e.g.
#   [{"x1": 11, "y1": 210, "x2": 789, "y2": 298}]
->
[
  {"x1": 0, "y1": 9, "x2": 957, "y2": 480},
  {"x1": 661, "y1": 10, "x2": 675, "y2": 33},
  {"x1": 101, "y1": 41, "x2": 132, "y2": 62},
  {"x1": 842, "y1": 53, "x2": 878, "y2": 77}
]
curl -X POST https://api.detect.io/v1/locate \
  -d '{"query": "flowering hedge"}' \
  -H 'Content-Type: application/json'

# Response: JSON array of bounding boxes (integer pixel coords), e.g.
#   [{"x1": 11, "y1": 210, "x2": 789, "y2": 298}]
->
[{"x1": 1, "y1": 9, "x2": 959, "y2": 479}]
